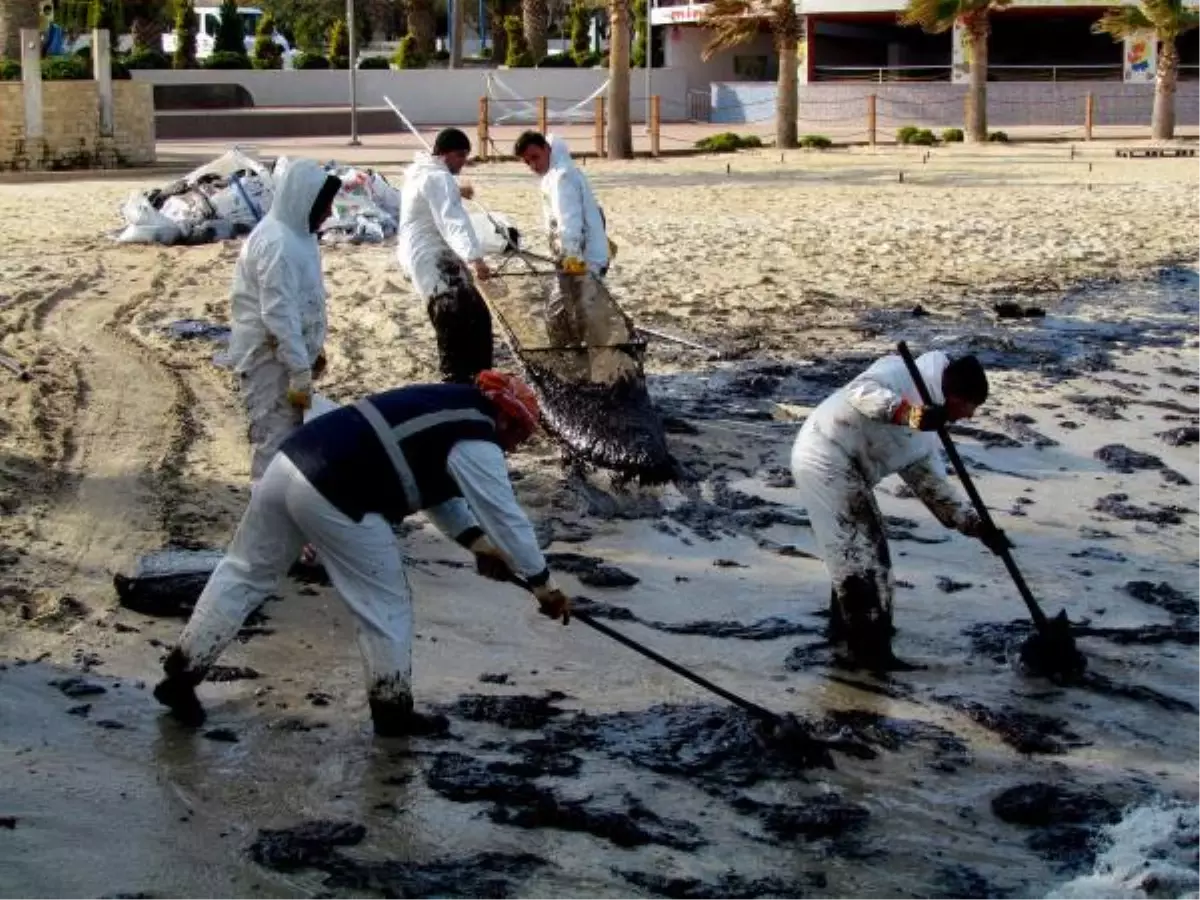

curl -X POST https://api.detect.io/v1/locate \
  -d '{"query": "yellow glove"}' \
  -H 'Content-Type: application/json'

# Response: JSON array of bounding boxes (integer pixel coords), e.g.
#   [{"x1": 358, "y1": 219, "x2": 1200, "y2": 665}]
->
[
  {"x1": 532, "y1": 580, "x2": 571, "y2": 625},
  {"x1": 560, "y1": 256, "x2": 587, "y2": 276},
  {"x1": 607, "y1": 238, "x2": 618, "y2": 260}
]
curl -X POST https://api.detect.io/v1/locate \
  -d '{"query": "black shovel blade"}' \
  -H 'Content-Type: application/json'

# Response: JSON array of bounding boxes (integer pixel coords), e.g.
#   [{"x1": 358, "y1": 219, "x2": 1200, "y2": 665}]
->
[
  {"x1": 753, "y1": 713, "x2": 837, "y2": 770},
  {"x1": 1018, "y1": 609, "x2": 1087, "y2": 680}
]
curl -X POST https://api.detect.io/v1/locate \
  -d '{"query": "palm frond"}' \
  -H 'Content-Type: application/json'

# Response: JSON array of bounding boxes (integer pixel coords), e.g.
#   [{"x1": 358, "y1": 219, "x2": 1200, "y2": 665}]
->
[
  {"x1": 899, "y1": 0, "x2": 967, "y2": 34},
  {"x1": 700, "y1": 0, "x2": 762, "y2": 57},
  {"x1": 1141, "y1": 0, "x2": 1200, "y2": 37},
  {"x1": 1091, "y1": 5, "x2": 1154, "y2": 39}
]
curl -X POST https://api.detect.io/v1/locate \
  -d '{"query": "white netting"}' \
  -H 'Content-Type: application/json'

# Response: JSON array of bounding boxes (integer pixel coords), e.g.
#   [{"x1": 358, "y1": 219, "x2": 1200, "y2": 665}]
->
[{"x1": 485, "y1": 72, "x2": 610, "y2": 125}]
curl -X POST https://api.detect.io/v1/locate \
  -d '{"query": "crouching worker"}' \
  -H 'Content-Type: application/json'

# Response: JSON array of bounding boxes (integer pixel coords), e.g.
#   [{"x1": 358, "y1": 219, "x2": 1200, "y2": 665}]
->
[
  {"x1": 790, "y1": 351, "x2": 1009, "y2": 671},
  {"x1": 153, "y1": 371, "x2": 572, "y2": 736}
]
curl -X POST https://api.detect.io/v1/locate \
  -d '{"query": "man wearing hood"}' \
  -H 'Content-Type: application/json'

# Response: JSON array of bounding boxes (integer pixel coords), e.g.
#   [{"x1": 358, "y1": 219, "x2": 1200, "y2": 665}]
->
[
  {"x1": 228, "y1": 156, "x2": 342, "y2": 485},
  {"x1": 397, "y1": 128, "x2": 494, "y2": 385},
  {"x1": 790, "y1": 350, "x2": 1010, "y2": 671},
  {"x1": 153, "y1": 370, "x2": 573, "y2": 738},
  {"x1": 514, "y1": 131, "x2": 614, "y2": 356}
]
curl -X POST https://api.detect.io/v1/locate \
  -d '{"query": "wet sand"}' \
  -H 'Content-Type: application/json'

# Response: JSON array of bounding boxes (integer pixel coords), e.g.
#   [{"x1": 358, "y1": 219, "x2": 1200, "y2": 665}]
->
[{"x1": 0, "y1": 145, "x2": 1197, "y2": 899}]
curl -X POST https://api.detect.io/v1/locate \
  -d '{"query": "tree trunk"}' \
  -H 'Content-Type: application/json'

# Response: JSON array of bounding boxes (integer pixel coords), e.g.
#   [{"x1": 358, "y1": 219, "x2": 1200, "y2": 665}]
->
[
  {"x1": 775, "y1": 32, "x2": 798, "y2": 148},
  {"x1": 407, "y1": 0, "x2": 435, "y2": 54},
  {"x1": 964, "y1": 15, "x2": 989, "y2": 143},
  {"x1": 1152, "y1": 37, "x2": 1178, "y2": 141},
  {"x1": 488, "y1": 0, "x2": 506, "y2": 59},
  {"x1": 0, "y1": 0, "x2": 40, "y2": 60},
  {"x1": 448, "y1": 0, "x2": 463, "y2": 66},
  {"x1": 522, "y1": 0, "x2": 545, "y2": 60},
  {"x1": 606, "y1": 0, "x2": 632, "y2": 158}
]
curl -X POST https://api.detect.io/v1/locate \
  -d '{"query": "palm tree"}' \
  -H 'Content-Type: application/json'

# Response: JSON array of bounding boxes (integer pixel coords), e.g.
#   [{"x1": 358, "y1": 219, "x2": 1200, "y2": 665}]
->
[
  {"x1": 1, "y1": 0, "x2": 40, "y2": 60},
  {"x1": 900, "y1": 0, "x2": 1011, "y2": 143},
  {"x1": 522, "y1": 0, "x2": 546, "y2": 59},
  {"x1": 1093, "y1": 0, "x2": 1198, "y2": 141},
  {"x1": 700, "y1": 0, "x2": 802, "y2": 149},
  {"x1": 606, "y1": 0, "x2": 632, "y2": 158},
  {"x1": 406, "y1": 0, "x2": 434, "y2": 54}
]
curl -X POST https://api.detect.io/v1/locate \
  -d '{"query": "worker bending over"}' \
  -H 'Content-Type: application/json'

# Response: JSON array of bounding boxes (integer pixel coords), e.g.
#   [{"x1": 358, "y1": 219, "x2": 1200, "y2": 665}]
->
[
  {"x1": 791, "y1": 350, "x2": 1009, "y2": 670},
  {"x1": 153, "y1": 371, "x2": 571, "y2": 737}
]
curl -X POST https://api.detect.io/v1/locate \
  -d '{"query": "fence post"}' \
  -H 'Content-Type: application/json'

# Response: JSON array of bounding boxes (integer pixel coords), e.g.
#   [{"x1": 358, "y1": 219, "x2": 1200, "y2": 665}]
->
[
  {"x1": 20, "y1": 28, "x2": 43, "y2": 142},
  {"x1": 478, "y1": 96, "x2": 489, "y2": 161},
  {"x1": 537, "y1": 96, "x2": 548, "y2": 135},
  {"x1": 650, "y1": 95, "x2": 661, "y2": 157},
  {"x1": 867, "y1": 93, "x2": 877, "y2": 147},
  {"x1": 93, "y1": 28, "x2": 114, "y2": 138},
  {"x1": 1084, "y1": 92, "x2": 1094, "y2": 141},
  {"x1": 594, "y1": 96, "x2": 605, "y2": 157}
]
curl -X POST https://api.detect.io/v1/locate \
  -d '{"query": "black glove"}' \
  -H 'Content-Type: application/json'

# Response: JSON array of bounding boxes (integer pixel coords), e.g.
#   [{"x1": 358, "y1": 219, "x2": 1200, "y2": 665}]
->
[
  {"x1": 475, "y1": 550, "x2": 514, "y2": 583},
  {"x1": 904, "y1": 403, "x2": 948, "y2": 432}
]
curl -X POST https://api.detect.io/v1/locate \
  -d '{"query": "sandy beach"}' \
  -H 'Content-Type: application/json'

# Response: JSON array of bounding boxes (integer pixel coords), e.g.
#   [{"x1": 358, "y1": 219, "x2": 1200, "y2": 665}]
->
[{"x1": 0, "y1": 143, "x2": 1197, "y2": 898}]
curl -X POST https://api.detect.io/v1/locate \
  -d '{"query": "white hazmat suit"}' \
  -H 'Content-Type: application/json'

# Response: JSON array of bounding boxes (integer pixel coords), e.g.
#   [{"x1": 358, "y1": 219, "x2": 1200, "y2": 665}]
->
[
  {"x1": 397, "y1": 153, "x2": 493, "y2": 384},
  {"x1": 539, "y1": 135, "x2": 609, "y2": 275},
  {"x1": 228, "y1": 157, "x2": 332, "y2": 481},
  {"x1": 791, "y1": 351, "x2": 979, "y2": 661}
]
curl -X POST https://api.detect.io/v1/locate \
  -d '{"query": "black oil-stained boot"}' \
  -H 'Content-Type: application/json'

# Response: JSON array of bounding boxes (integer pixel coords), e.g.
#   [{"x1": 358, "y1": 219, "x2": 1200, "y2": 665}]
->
[
  {"x1": 153, "y1": 647, "x2": 207, "y2": 727},
  {"x1": 369, "y1": 694, "x2": 449, "y2": 738}
]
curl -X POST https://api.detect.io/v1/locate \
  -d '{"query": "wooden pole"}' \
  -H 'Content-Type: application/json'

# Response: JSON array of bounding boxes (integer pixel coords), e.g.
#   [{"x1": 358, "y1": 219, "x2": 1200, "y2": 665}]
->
[
  {"x1": 1084, "y1": 91, "x2": 1094, "y2": 141},
  {"x1": 650, "y1": 95, "x2": 661, "y2": 157},
  {"x1": 594, "y1": 96, "x2": 605, "y2": 157},
  {"x1": 537, "y1": 96, "x2": 548, "y2": 135},
  {"x1": 478, "y1": 96, "x2": 490, "y2": 161},
  {"x1": 867, "y1": 93, "x2": 876, "y2": 148}
]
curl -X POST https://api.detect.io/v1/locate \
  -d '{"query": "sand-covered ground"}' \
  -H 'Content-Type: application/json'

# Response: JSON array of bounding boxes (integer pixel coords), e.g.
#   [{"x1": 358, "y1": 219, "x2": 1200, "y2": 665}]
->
[{"x1": 0, "y1": 144, "x2": 1197, "y2": 899}]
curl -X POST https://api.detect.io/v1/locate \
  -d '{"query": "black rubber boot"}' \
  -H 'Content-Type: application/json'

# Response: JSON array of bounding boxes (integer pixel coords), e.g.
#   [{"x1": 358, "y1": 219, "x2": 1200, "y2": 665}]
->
[
  {"x1": 369, "y1": 695, "x2": 449, "y2": 738},
  {"x1": 153, "y1": 648, "x2": 207, "y2": 727},
  {"x1": 827, "y1": 588, "x2": 848, "y2": 642}
]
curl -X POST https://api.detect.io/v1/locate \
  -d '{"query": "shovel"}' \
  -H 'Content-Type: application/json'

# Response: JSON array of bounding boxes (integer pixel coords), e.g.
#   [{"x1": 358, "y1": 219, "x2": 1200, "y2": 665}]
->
[{"x1": 896, "y1": 341, "x2": 1085, "y2": 679}]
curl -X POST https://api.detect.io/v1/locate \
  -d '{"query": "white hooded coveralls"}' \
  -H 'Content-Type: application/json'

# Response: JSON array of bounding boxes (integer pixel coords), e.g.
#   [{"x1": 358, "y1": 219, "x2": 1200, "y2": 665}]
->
[
  {"x1": 539, "y1": 135, "x2": 609, "y2": 275},
  {"x1": 790, "y1": 351, "x2": 976, "y2": 645},
  {"x1": 228, "y1": 157, "x2": 330, "y2": 481}
]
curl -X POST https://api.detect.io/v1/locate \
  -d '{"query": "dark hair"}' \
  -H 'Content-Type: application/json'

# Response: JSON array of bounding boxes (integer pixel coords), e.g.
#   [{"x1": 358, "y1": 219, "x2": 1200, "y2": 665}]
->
[
  {"x1": 943, "y1": 355, "x2": 989, "y2": 405},
  {"x1": 513, "y1": 130, "x2": 548, "y2": 156},
  {"x1": 308, "y1": 174, "x2": 342, "y2": 233},
  {"x1": 433, "y1": 127, "x2": 472, "y2": 155}
]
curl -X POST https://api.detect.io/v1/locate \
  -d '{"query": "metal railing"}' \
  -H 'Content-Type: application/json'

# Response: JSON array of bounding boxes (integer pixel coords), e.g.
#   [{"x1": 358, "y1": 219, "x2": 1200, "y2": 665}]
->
[
  {"x1": 812, "y1": 63, "x2": 1136, "y2": 83},
  {"x1": 813, "y1": 65, "x2": 952, "y2": 83},
  {"x1": 687, "y1": 88, "x2": 712, "y2": 122}
]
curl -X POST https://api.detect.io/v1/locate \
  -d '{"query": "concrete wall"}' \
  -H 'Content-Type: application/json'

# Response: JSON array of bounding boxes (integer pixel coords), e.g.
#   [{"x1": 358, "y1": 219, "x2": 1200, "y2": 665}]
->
[
  {"x1": 0, "y1": 81, "x2": 155, "y2": 170},
  {"x1": 710, "y1": 81, "x2": 1200, "y2": 129},
  {"x1": 132, "y1": 67, "x2": 692, "y2": 124},
  {"x1": 662, "y1": 24, "x2": 775, "y2": 95}
]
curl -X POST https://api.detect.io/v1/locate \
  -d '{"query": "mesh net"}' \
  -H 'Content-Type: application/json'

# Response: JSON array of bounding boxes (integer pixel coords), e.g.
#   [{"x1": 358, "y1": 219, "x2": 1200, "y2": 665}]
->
[{"x1": 478, "y1": 261, "x2": 677, "y2": 484}]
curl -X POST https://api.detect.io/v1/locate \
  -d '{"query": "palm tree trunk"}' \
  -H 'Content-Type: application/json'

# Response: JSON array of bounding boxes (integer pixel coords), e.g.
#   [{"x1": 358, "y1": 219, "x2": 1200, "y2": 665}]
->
[
  {"x1": 407, "y1": 0, "x2": 435, "y2": 55},
  {"x1": 522, "y1": 0, "x2": 546, "y2": 60},
  {"x1": 1152, "y1": 37, "x2": 1178, "y2": 141},
  {"x1": 606, "y1": 0, "x2": 632, "y2": 159},
  {"x1": 1, "y1": 0, "x2": 40, "y2": 60},
  {"x1": 775, "y1": 34, "x2": 798, "y2": 148},
  {"x1": 965, "y1": 14, "x2": 989, "y2": 143},
  {"x1": 448, "y1": 0, "x2": 463, "y2": 66}
]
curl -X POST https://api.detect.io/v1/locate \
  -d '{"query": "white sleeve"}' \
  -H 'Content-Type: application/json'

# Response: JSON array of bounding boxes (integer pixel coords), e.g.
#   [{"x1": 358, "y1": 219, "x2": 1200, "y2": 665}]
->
[
  {"x1": 446, "y1": 441, "x2": 548, "y2": 579},
  {"x1": 844, "y1": 377, "x2": 905, "y2": 423},
  {"x1": 427, "y1": 173, "x2": 483, "y2": 262},
  {"x1": 254, "y1": 237, "x2": 311, "y2": 376},
  {"x1": 898, "y1": 455, "x2": 973, "y2": 529},
  {"x1": 550, "y1": 172, "x2": 586, "y2": 258}
]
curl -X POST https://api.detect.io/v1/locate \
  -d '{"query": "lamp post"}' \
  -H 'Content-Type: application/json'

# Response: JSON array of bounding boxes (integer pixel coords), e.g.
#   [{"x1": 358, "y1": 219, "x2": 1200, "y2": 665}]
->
[
  {"x1": 643, "y1": 0, "x2": 651, "y2": 135},
  {"x1": 347, "y1": 0, "x2": 360, "y2": 145}
]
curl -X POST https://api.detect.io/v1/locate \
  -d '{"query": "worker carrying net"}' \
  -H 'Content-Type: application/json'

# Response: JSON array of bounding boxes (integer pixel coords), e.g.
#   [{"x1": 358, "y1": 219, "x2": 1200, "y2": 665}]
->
[{"x1": 476, "y1": 248, "x2": 678, "y2": 485}]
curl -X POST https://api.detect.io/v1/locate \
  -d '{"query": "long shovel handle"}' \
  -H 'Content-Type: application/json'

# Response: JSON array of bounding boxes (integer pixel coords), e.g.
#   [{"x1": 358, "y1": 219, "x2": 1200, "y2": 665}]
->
[{"x1": 896, "y1": 342, "x2": 1050, "y2": 634}]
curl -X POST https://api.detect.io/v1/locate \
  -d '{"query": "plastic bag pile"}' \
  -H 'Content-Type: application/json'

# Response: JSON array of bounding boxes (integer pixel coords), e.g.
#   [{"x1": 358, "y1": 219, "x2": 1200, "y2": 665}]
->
[{"x1": 115, "y1": 149, "x2": 401, "y2": 246}]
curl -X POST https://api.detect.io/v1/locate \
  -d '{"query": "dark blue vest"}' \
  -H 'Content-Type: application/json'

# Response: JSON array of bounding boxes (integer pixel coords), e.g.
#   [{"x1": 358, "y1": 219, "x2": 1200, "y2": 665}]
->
[{"x1": 281, "y1": 384, "x2": 499, "y2": 523}]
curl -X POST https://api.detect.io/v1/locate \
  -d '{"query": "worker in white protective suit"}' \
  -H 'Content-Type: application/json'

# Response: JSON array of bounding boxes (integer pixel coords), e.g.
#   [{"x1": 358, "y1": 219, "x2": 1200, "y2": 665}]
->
[
  {"x1": 790, "y1": 351, "x2": 1010, "y2": 671},
  {"x1": 515, "y1": 130, "x2": 631, "y2": 381},
  {"x1": 397, "y1": 128, "x2": 494, "y2": 384},
  {"x1": 153, "y1": 370, "x2": 572, "y2": 738},
  {"x1": 228, "y1": 156, "x2": 342, "y2": 484}
]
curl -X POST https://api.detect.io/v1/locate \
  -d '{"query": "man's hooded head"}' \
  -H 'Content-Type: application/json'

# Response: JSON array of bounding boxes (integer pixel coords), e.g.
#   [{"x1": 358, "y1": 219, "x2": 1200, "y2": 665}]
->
[
  {"x1": 269, "y1": 157, "x2": 342, "y2": 235},
  {"x1": 941, "y1": 354, "x2": 988, "y2": 421},
  {"x1": 433, "y1": 128, "x2": 472, "y2": 175},
  {"x1": 514, "y1": 130, "x2": 552, "y2": 176}
]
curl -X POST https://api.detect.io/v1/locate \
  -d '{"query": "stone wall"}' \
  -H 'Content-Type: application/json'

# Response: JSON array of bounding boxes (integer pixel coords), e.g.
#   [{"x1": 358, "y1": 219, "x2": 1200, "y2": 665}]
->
[{"x1": 0, "y1": 80, "x2": 155, "y2": 170}]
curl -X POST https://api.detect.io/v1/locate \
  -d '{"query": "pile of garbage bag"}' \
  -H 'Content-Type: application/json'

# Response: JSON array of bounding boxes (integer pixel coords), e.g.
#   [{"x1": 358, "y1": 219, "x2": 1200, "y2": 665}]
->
[{"x1": 115, "y1": 149, "x2": 401, "y2": 246}]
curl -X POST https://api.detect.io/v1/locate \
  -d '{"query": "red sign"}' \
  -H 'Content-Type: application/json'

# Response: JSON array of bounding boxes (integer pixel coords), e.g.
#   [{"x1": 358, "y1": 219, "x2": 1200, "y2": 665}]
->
[{"x1": 650, "y1": 4, "x2": 709, "y2": 25}]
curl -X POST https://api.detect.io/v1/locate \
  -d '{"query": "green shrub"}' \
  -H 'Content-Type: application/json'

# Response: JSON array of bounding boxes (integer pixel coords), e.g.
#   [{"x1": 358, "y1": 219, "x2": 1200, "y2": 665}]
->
[
  {"x1": 358, "y1": 54, "x2": 390, "y2": 69},
  {"x1": 41, "y1": 56, "x2": 90, "y2": 79},
  {"x1": 293, "y1": 51, "x2": 329, "y2": 69},
  {"x1": 203, "y1": 50, "x2": 253, "y2": 69},
  {"x1": 800, "y1": 134, "x2": 831, "y2": 149},
  {"x1": 569, "y1": 1, "x2": 590, "y2": 65},
  {"x1": 125, "y1": 48, "x2": 170, "y2": 69},
  {"x1": 432, "y1": 47, "x2": 450, "y2": 61},
  {"x1": 941, "y1": 127, "x2": 964, "y2": 143},
  {"x1": 252, "y1": 14, "x2": 283, "y2": 69},
  {"x1": 695, "y1": 132, "x2": 761, "y2": 153},
  {"x1": 0, "y1": 57, "x2": 20, "y2": 80},
  {"x1": 172, "y1": 0, "x2": 197, "y2": 69},
  {"x1": 504, "y1": 15, "x2": 533, "y2": 66},
  {"x1": 66, "y1": 47, "x2": 130, "y2": 78},
  {"x1": 214, "y1": 0, "x2": 246, "y2": 54},
  {"x1": 988, "y1": 130, "x2": 1009, "y2": 143},
  {"x1": 327, "y1": 18, "x2": 349, "y2": 63},
  {"x1": 896, "y1": 125, "x2": 919, "y2": 144},
  {"x1": 392, "y1": 35, "x2": 425, "y2": 69},
  {"x1": 478, "y1": 46, "x2": 492, "y2": 59},
  {"x1": 632, "y1": 0, "x2": 647, "y2": 66},
  {"x1": 537, "y1": 52, "x2": 575, "y2": 67},
  {"x1": 907, "y1": 128, "x2": 936, "y2": 146}
]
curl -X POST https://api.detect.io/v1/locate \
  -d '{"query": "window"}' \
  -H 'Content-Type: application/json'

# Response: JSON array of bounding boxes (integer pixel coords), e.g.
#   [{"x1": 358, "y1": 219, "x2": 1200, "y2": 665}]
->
[{"x1": 204, "y1": 13, "x2": 218, "y2": 36}]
